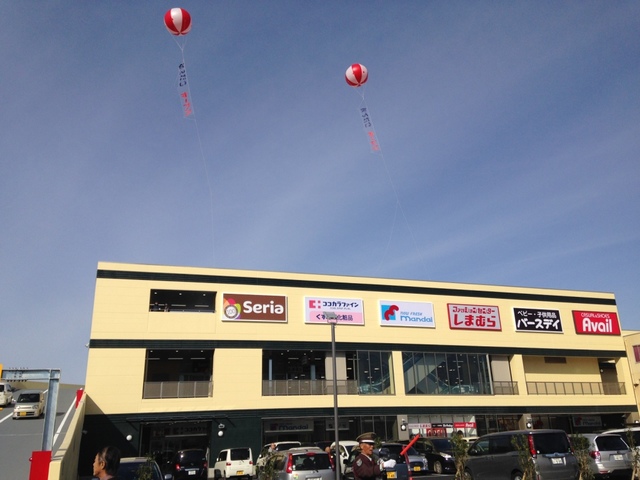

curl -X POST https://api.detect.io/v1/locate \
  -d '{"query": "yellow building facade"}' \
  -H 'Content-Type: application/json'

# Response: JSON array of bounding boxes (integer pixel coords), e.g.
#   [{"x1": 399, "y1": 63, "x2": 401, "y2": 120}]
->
[{"x1": 79, "y1": 261, "x2": 637, "y2": 476}]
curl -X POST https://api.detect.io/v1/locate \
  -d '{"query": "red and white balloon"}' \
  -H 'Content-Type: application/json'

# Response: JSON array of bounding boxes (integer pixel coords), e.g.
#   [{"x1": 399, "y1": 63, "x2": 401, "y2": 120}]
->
[
  {"x1": 164, "y1": 8, "x2": 192, "y2": 36},
  {"x1": 345, "y1": 63, "x2": 368, "y2": 87}
]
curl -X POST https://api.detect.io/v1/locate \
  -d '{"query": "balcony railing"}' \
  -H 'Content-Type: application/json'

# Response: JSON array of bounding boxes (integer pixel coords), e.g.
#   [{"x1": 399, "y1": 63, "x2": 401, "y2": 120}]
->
[
  {"x1": 143, "y1": 381, "x2": 212, "y2": 399},
  {"x1": 493, "y1": 381, "x2": 519, "y2": 395},
  {"x1": 262, "y1": 379, "x2": 359, "y2": 396},
  {"x1": 527, "y1": 381, "x2": 626, "y2": 395}
]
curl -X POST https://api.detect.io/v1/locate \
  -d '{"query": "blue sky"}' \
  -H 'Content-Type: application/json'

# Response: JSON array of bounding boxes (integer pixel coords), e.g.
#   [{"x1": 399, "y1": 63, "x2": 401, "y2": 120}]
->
[{"x1": 1, "y1": 2, "x2": 638, "y2": 384}]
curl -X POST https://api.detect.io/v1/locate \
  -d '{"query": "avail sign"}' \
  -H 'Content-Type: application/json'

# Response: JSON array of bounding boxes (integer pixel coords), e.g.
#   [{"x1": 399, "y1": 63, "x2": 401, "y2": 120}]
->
[
  {"x1": 572, "y1": 310, "x2": 620, "y2": 335},
  {"x1": 222, "y1": 294, "x2": 287, "y2": 322}
]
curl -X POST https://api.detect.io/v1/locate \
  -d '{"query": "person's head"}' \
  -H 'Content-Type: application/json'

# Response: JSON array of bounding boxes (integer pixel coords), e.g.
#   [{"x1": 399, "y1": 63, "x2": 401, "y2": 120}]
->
[
  {"x1": 357, "y1": 432, "x2": 376, "y2": 455},
  {"x1": 93, "y1": 446, "x2": 121, "y2": 478}
]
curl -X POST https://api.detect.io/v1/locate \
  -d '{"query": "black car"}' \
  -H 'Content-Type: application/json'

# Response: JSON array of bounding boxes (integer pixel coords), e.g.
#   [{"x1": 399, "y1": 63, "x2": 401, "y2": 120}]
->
[
  {"x1": 170, "y1": 448, "x2": 208, "y2": 479},
  {"x1": 401, "y1": 437, "x2": 456, "y2": 474}
]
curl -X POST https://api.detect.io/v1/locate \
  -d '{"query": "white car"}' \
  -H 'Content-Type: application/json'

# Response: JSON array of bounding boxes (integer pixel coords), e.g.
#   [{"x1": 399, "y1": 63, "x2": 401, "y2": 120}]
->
[
  {"x1": 214, "y1": 447, "x2": 254, "y2": 480},
  {"x1": 331, "y1": 440, "x2": 359, "y2": 471},
  {"x1": 12, "y1": 390, "x2": 45, "y2": 419},
  {"x1": 0, "y1": 382, "x2": 13, "y2": 407},
  {"x1": 255, "y1": 441, "x2": 301, "y2": 474}
]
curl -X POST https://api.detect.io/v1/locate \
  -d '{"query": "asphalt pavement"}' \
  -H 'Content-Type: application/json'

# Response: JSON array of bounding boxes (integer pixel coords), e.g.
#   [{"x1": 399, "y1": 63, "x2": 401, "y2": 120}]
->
[{"x1": 0, "y1": 382, "x2": 82, "y2": 480}]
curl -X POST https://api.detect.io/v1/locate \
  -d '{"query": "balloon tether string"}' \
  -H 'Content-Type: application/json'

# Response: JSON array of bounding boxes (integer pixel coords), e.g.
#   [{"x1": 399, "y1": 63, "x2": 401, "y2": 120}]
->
[
  {"x1": 175, "y1": 40, "x2": 217, "y2": 266},
  {"x1": 356, "y1": 88, "x2": 426, "y2": 274}
]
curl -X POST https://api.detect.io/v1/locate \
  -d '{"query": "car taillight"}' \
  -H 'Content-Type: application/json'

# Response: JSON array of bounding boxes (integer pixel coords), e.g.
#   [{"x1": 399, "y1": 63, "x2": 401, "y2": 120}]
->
[
  {"x1": 329, "y1": 454, "x2": 335, "y2": 471},
  {"x1": 175, "y1": 463, "x2": 180, "y2": 471},
  {"x1": 590, "y1": 451, "x2": 601, "y2": 461},
  {"x1": 528, "y1": 435, "x2": 537, "y2": 458},
  {"x1": 227, "y1": 462, "x2": 232, "y2": 466},
  {"x1": 250, "y1": 461, "x2": 253, "y2": 465},
  {"x1": 204, "y1": 461, "x2": 208, "y2": 469},
  {"x1": 286, "y1": 454, "x2": 294, "y2": 474}
]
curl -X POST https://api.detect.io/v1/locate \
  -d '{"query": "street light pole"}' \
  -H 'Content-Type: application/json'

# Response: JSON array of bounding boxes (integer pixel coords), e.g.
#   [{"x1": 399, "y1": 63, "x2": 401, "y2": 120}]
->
[{"x1": 325, "y1": 312, "x2": 340, "y2": 480}]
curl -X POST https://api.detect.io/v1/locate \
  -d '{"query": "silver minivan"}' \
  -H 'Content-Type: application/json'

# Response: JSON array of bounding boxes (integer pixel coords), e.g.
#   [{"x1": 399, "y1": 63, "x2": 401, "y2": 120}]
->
[
  {"x1": 571, "y1": 433, "x2": 632, "y2": 478},
  {"x1": 259, "y1": 447, "x2": 334, "y2": 480},
  {"x1": 464, "y1": 429, "x2": 578, "y2": 480}
]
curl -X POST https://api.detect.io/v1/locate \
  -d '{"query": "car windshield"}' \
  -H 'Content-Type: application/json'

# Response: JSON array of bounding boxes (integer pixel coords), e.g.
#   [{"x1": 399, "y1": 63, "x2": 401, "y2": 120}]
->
[
  {"x1": 430, "y1": 439, "x2": 453, "y2": 451},
  {"x1": 533, "y1": 433, "x2": 571, "y2": 455},
  {"x1": 384, "y1": 445, "x2": 418, "y2": 456},
  {"x1": 231, "y1": 448, "x2": 251, "y2": 460},
  {"x1": 118, "y1": 461, "x2": 161, "y2": 480},
  {"x1": 18, "y1": 393, "x2": 40, "y2": 403}
]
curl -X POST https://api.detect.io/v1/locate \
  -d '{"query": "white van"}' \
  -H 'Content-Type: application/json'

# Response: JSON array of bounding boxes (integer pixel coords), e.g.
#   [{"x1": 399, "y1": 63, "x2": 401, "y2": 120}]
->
[
  {"x1": 0, "y1": 382, "x2": 14, "y2": 407},
  {"x1": 214, "y1": 447, "x2": 254, "y2": 480}
]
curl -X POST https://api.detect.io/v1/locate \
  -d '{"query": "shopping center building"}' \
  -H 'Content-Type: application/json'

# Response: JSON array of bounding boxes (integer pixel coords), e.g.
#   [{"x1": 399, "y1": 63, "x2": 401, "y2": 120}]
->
[{"x1": 79, "y1": 261, "x2": 638, "y2": 475}]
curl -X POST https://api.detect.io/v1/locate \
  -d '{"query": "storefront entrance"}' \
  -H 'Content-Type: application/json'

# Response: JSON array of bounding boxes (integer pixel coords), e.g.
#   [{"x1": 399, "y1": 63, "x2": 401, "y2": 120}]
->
[{"x1": 140, "y1": 420, "x2": 212, "y2": 471}]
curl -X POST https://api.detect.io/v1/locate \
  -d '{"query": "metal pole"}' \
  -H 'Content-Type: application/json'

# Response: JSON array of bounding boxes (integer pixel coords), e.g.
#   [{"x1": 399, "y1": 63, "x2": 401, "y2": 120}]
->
[
  {"x1": 331, "y1": 321, "x2": 340, "y2": 480},
  {"x1": 324, "y1": 312, "x2": 340, "y2": 480}
]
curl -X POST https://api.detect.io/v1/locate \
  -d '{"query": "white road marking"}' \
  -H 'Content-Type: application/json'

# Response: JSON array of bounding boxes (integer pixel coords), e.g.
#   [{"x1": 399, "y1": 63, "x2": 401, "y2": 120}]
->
[{"x1": 53, "y1": 399, "x2": 75, "y2": 446}]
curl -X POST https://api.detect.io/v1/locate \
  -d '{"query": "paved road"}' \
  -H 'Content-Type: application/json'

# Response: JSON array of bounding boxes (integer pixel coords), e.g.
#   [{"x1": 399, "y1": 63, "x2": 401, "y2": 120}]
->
[{"x1": 0, "y1": 383, "x2": 82, "y2": 480}]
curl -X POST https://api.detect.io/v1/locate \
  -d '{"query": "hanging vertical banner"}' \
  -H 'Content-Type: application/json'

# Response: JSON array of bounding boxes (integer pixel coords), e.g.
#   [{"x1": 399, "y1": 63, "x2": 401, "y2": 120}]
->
[
  {"x1": 177, "y1": 63, "x2": 193, "y2": 117},
  {"x1": 360, "y1": 107, "x2": 380, "y2": 152}
]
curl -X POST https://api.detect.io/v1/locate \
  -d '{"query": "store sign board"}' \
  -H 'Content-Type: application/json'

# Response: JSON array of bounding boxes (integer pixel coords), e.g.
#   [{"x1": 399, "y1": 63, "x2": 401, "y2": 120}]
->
[
  {"x1": 514, "y1": 308, "x2": 563, "y2": 333},
  {"x1": 222, "y1": 294, "x2": 287, "y2": 322},
  {"x1": 448, "y1": 304, "x2": 501, "y2": 331},
  {"x1": 305, "y1": 297, "x2": 365, "y2": 325},
  {"x1": 572, "y1": 415, "x2": 602, "y2": 428},
  {"x1": 325, "y1": 419, "x2": 350, "y2": 431},
  {"x1": 379, "y1": 301, "x2": 435, "y2": 328},
  {"x1": 264, "y1": 420, "x2": 313, "y2": 433},
  {"x1": 573, "y1": 310, "x2": 620, "y2": 335}
]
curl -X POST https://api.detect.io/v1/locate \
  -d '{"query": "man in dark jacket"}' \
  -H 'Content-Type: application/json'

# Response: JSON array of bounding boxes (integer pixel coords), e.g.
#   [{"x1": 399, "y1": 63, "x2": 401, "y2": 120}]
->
[{"x1": 352, "y1": 432, "x2": 395, "y2": 480}]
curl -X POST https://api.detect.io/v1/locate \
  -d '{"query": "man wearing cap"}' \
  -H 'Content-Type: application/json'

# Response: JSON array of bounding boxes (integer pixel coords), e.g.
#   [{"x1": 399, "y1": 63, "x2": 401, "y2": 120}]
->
[{"x1": 352, "y1": 432, "x2": 396, "y2": 480}]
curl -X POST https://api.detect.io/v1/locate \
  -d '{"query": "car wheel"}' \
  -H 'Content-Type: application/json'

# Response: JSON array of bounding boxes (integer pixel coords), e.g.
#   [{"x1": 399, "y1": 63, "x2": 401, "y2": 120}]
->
[
  {"x1": 463, "y1": 468, "x2": 473, "y2": 480},
  {"x1": 433, "y1": 461, "x2": 443, "y2": 475},
  {"x1": 511, "y1": 472, "x2": 523, "y2": 480}
]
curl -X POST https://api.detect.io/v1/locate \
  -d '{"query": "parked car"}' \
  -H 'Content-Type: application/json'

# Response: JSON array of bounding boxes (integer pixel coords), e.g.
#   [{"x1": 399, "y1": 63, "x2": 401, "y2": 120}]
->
[
  {"x1": 12, "y1": 390, "x2": 45, "y2": 419},
  {"x1": 259, "y1": 446, "x2": 334, "y2": 480},
  {"x1": 214, "y1": 447, "x2": 254, "y2": 480},
  {"x1": 401, "y1": 437, "x2": 455, "y2": 474},
  {"x1": 373, "y1": 446, "x2": 409, "y2": 480},
  {"x1": 169, "y1": 448, "x2": 208, "y2": 479},
  {"x1": 570, "y1": 433, "x2": 632, "y2": 479},
  {"x1": 0, "y1": 382, "x2": 13, "y2": 407},
  {"x1": 315, "y1": 440, "x2": 333, "y2": 452},
  {"x1": 377, "y1": 443, "x2": 427, "y2": 477},
  {"x1": 256, "y1": 441, "x2": 302, "y2": 474},
  {"x1": 331, "y1": 440, "x2": 359, "y2": 472},
  {"x1": 603, "y1": 427, "x2": 640, "y2": 451},
  {"x1": 118, "y1": 457, "x2": 173, "y2": 480},
  {"x1": 464, "y1": 429, "x2": 578, "y2": 480}
]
